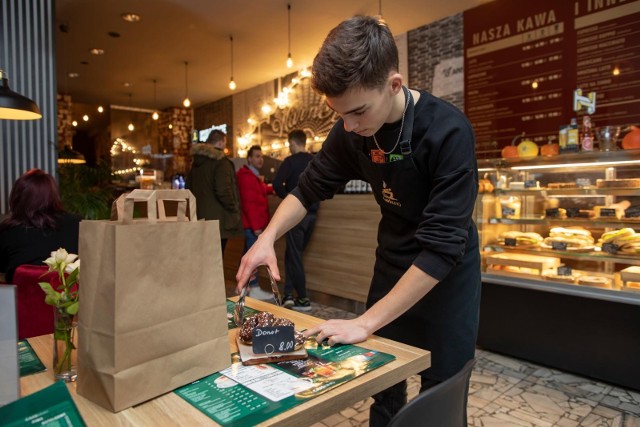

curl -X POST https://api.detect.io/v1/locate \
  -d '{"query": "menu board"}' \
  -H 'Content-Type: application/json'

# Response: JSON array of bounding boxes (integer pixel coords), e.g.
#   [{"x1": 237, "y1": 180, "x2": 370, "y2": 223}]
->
[
  {"x1": 464, "y1": 0, "x2": 640, "y2": 156},
  {"x1": 574, "y1": 0, "x2": 640, "y2": 126}
]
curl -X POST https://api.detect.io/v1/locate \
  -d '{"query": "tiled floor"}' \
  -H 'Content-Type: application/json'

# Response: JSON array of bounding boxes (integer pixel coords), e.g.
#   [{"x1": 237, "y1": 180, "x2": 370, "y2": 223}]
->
[{"x1": 299, "y1": 300, "x2": 640, "y2": 427}]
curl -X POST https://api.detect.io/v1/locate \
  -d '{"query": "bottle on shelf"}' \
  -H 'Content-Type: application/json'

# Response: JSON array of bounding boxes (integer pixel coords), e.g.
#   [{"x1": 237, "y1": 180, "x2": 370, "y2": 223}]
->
[{"x1": 581, "y1": 115, "x2": 594, "y2": 151}]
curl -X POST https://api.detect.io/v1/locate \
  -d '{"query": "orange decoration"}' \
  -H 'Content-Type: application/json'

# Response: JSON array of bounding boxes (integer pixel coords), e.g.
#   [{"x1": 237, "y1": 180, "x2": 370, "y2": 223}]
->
[
  {"x1": 622, "y1": 126, "x2": 640, "y2": 150},
  {"x1": 501, "y1": 145, "x2": 519, "y2": 158},
  {"x1": 541, "y1": 141, "x2": 560, "y2": 156}
]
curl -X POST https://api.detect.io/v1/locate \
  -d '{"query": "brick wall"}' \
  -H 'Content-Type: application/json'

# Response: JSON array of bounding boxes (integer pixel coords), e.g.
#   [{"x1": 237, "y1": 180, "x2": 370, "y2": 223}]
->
[
  {"x1": 408, "y1": 13, "x2": 464, "y2": 110},
  {"x1": 158, "y1": 107, "x2": 193, "y2": 175},
  {"x1": 57, "y1": 93, "x2": 74, "y2": 149}
]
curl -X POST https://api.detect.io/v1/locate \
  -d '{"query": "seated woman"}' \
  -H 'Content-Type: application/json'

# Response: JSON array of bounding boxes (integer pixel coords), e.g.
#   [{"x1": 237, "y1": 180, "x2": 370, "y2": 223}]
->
[{"x1": 0, "y1": 169, "x2": 81, "y2": 283}]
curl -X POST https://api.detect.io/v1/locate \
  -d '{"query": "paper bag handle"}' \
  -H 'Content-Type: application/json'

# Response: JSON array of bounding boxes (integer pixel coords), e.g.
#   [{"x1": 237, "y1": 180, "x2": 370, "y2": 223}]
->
[{"x1": 117, "y1": 189, "x2": 198, "y2": 223}]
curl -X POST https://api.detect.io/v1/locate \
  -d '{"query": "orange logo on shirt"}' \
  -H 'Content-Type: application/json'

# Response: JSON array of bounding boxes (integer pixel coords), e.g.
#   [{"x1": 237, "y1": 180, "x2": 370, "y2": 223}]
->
[{"x1": 381, "y1": 181, "x2": 401, "y2": 207}]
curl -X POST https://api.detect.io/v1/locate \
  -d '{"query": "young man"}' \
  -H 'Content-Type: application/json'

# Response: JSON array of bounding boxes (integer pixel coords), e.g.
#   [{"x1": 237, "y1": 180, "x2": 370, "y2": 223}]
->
[
  {"x1": 185, "y1": 130, "x2": 242, "y2": 254},
  {"x1": 236, "y1": 16, "x2": 480, "y2": 426},
  {"x1": 273, "y1": 130, "x2": 318, "y2": 311},
  {"x1": 236, "y1": 145, "x2": 274, "y2": 301}
]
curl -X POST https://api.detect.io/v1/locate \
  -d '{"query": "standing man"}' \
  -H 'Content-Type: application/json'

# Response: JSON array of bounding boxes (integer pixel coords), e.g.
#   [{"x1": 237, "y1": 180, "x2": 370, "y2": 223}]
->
[
  {"x1": 273, "y1": 130, "x2": 318, "y2": 311},
  {"x1": 236, "y1": 16, "x2": 480, "y2": 426},
  {"x1": 236, "y1": 145, "x2": 274, "y2": 301},
  {"x1": 186, "y1": 130, "x2": 242, "y2": 254}
]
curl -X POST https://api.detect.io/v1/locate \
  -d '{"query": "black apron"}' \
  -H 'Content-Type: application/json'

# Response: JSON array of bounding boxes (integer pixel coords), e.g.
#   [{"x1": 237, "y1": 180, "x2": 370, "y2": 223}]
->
[{"x1": 355, "y1": 87, "x2": 481, "y2": 382}]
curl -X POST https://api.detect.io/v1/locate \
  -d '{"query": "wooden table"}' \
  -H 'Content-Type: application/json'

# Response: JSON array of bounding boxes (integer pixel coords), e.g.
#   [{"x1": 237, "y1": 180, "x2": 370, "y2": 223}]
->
[{"x1": 21, "y1": 297, "x2": 430, "y2": 426}]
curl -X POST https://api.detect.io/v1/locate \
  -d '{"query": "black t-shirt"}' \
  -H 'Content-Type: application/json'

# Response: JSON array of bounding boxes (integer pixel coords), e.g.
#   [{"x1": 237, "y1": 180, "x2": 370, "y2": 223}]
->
[{"x1": 0, "y1": 213, "x2": 81, "y2": 282}]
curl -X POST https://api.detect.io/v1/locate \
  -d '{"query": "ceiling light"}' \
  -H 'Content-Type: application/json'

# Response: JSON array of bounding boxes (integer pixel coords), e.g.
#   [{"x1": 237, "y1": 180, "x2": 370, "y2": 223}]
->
[
  {"x1": 68, "y1": 72, "x2": 79, "y2": 78},
  {"x1": 0, "y1": 69, "x2": 42, "y2": 120},
  {"x1": 58, "y1": 145, "x2": 86, "y2": 164},
  {"x1": 123, "y1": 82, "x2": 132, "y2": 88},
  {"x1": 72, "y1": 120, "x2": 78, "y2": 127},
  {"x1": 228, "y1": 36, "x2": 236, "y2": 91},
  {"x1": 89, "y1": 48, "x2": 104, "y2": 55},
  {"x1": 183, "y1": 61, "x2": 191, "y2": 107},
  {"x1": 83, "y1": 114, "x2": 89, "y2": 121},
  {"x1": 286, "y1": 4, "x2": 293, "y2": 68},
  {"x1": 121, "y1": 13, "x2": 141, "y2": 23},
  {"x1": 152, "y1": 79, "x2": 159, "y2": 120},
  {"x1": 97, "y1": 105, "x2": 104, "y2": 113},
  {"x1": 127, "y1": 93, "x2": 135, "y2": 131}
]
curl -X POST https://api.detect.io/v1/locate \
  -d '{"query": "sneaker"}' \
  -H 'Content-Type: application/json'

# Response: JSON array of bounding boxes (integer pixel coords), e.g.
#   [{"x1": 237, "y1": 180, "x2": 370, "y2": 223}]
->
[
  {"x1": 292, "y1": 297, "x2": 312, "y2": 312},
  {"x1": 282, "y1": 294, "x2": 295, "y2": 308},
  {"x1": 248, "y1": 286, "x2": 275, "y2": 302}
]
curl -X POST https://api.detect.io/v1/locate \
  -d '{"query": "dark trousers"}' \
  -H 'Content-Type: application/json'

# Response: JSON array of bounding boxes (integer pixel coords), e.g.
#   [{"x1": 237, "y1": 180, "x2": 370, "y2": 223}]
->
[{"x1": 284, "y1": 212, "x2": 317, "y2": 298}]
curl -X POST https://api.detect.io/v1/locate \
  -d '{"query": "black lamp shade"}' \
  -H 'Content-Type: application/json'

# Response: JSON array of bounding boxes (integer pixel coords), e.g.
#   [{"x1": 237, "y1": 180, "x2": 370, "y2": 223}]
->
[{"x1": 0, "y1": 72, "x2": 42, "y2": 120}]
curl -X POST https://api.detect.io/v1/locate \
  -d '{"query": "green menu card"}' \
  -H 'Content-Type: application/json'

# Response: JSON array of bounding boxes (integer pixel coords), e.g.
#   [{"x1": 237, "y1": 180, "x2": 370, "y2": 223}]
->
[
  {"x1": 0, "y1": 381, "x2": 86, "y2": 426},
  {"x1": 176, "y1": 343, "x2": 395, "y2": 427},
  {"x1": 18, "y1": 341, "x2": 46, "y2": 377}
]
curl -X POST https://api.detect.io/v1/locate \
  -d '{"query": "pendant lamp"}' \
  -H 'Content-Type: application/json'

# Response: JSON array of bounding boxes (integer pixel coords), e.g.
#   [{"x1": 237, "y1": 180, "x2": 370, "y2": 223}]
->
[
  {"x1": 286, "y1": 4, "x2": 293, "y2": 68},
  {"x1": 183, "y1": 62, "x2": 191, "y2": 107},
  {"x1": 228, "y1": 36, "x2": 236, "y2": 91},
  {"x1": 0, "y1": 69, "x2": 42, "y2": 120},
  {"x1": 152, "y1": 79, "x2": 159, "y2": 120},
  {"x1": 58, "y1": 145, "x2": 86, "y2": 164}
]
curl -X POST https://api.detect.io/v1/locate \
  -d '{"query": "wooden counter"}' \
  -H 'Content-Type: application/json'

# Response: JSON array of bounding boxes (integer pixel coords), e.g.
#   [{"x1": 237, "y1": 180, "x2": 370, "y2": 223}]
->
[{"x1": 224, "y1": 195, "x2": 379, "y2": 303}]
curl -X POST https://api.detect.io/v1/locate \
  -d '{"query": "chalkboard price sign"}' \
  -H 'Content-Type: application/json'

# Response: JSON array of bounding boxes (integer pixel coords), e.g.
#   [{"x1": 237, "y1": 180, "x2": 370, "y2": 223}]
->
[{"x1": 252, "y1": 326, "x2": 295, "y2": 354}]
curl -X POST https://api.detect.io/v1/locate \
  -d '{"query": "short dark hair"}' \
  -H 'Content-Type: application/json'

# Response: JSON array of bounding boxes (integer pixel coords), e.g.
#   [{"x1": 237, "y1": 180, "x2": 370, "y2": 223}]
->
[
  {"x1": 311, "y1": 15, "x2": 399, "y2": 97},
  {"x1": 1, "y1": 169, "x2": 64, "y2": 230},
  {"x1": 247, "y1": 145, "x2": 262, "y2": 159},
  {"x1": 206, "y1": 129, "x2": 226, "y2": 145},
  {"x1": 288, "y1": 130, "x2": 307, "y2": 147}
]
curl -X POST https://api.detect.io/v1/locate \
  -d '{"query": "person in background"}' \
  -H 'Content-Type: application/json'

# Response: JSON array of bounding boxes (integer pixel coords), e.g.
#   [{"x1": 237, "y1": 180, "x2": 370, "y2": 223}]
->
[
  {"x1": 0, "y1": 169, "x2": 81, "y2": 283},
  {"x1": 186, "y1": 130, "x2": 242, "y2": 255},
  {"x1": 236, "y1": 16, "x2": 480, "y2": 426},
  {"x1": 236, "y1": 145, "x2": 274, "y2": 301},
  {"x1": 273, "y1": 130, "x2": 318, "y2": 311}
]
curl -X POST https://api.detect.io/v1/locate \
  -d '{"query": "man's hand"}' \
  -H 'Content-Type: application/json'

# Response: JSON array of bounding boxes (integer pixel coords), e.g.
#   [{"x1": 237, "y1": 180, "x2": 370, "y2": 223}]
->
[
  {"x1": 235, "y1": 234, "x2": 279, "y2": 294},
  {"x1": 304, "y1": 318, "x2": 371, "y2": 347}
]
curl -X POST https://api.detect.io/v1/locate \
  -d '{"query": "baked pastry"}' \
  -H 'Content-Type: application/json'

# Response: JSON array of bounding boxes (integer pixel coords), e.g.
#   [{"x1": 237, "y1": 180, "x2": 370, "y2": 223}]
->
[
  {"x1": 542, "y1": 273, "x2": 577, "y2": 284},
  {"x1": 577, "y1": 276, "x2": 612, "y2": 288},
  {"x1": 238, "y1": 312, "x2": 305, "y2": 349},
  {"x1": 497, "y1": 231, "x2": 543, "y2": 246},
  {"x1": 596, "y1": 179, "x2": 640, "y2": 188},
  {"x1": 548, "y1": 182, "x2": 577, "y2": 189},
  {"x1": 544, "y1": 227, "x2": 594, "y2": 248}
]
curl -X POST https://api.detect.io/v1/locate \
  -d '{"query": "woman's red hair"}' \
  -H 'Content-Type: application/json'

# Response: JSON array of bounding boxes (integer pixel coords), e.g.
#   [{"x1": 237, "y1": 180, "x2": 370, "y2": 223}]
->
[{"x1": 2, "y1": 169, "x2": 64, "y2": 229}]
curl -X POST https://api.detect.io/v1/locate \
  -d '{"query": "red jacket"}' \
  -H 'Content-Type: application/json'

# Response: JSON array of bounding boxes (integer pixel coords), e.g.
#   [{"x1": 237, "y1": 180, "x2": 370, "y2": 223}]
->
[{"x1": 236, "y1": 165, "x2": 271, "y2": 232}]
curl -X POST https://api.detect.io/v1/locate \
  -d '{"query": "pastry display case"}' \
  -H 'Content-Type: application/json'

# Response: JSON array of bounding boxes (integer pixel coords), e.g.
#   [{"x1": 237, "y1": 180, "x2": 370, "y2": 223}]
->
[
  {"x1": 475, "y1": 149, "x2": 640, "y2": 305},
  {"x1": 475, "y1": 149, "x2": 640, "y2": 391}
]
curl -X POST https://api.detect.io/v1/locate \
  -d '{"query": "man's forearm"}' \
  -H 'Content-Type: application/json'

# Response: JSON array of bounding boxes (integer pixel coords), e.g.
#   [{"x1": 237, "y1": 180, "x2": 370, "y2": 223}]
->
[
  {"x1": 358, "y1": 265, "x2": 439, "y2": 334},
  {"x1": 260, "y1": 194, "x2": 308, "y2": 243}
]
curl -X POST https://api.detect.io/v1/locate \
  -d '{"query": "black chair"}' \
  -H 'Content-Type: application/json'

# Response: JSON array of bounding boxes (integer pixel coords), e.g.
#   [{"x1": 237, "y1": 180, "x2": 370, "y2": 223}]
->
[{"x1": 388, "y1": 358, "x2": 476, "y2": 427}]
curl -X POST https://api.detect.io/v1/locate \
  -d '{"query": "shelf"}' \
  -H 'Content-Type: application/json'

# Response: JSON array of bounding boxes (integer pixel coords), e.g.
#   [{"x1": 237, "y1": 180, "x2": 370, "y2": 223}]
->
[
  {"x1": 482, "y1": 273, "x2": 640, "y2": 306},
  {"x1": 493, "y1": 188, "x2": 640, "y2": 196},
  {"x1": 488, "y1": 217, "x2": 640, "y2": 228},
  {"x1": 477, "y1": 148, "x2": 640, "y2": 170},
  {"x1": 484, "y1": 245, "x2": 640, "y2": 265}
]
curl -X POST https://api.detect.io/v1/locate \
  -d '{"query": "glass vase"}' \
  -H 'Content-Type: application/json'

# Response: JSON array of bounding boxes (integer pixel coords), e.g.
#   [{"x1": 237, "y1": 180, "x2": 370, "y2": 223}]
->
[{"x1": 53, "y1": 307, "x2": 77, "y2": 382}]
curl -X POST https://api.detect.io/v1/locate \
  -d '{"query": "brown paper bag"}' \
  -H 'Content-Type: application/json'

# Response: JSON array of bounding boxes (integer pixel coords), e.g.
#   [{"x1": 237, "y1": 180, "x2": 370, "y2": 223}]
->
[{"x1": 77, "y1": 189, "x2": 230, "y2": 412}]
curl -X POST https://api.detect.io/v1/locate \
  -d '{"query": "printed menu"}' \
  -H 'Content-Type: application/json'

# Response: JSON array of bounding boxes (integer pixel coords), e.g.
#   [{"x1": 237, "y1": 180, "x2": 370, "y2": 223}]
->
[{"x1": 175, "y1": 343, "x2": 395, "y2": 427}]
